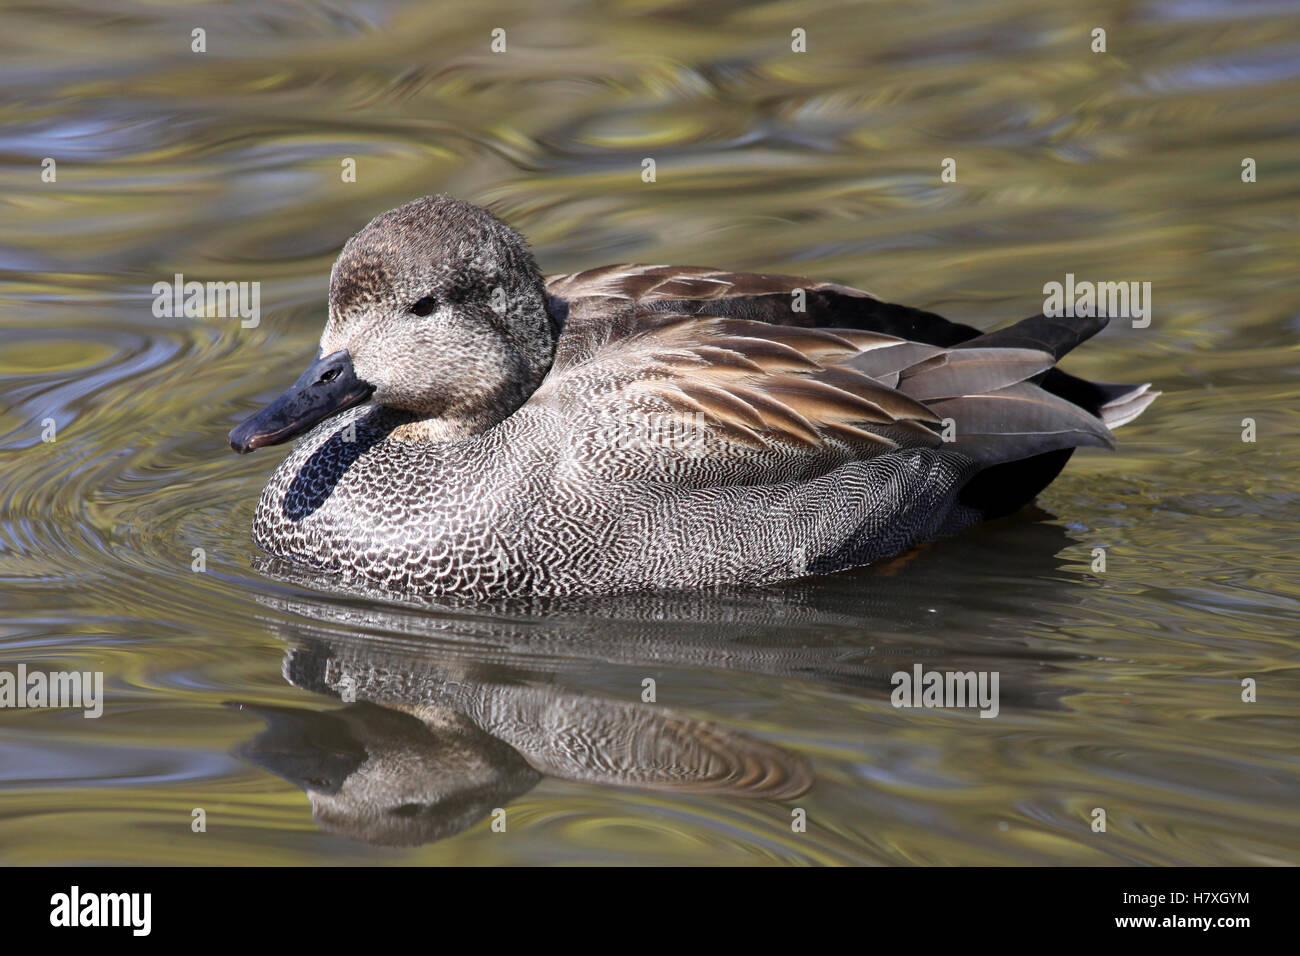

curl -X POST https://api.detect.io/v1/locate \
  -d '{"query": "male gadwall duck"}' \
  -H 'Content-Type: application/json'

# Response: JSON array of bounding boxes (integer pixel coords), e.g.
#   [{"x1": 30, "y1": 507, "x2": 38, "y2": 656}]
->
[{"x1": 229, "y1": 195, "x2": 1157, "y2": 597}]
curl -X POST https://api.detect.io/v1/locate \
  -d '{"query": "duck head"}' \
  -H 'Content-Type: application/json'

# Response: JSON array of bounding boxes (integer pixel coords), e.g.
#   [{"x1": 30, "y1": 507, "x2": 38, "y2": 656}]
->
[{"x1": 229, "y1": 195, "x2": 556, "y2": 453}]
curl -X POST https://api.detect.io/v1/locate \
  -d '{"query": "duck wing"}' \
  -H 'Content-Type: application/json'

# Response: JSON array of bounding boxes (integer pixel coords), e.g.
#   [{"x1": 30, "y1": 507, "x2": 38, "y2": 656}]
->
[{"x1": 534, "y1": 266, "x2": 1120, "y2": 472}]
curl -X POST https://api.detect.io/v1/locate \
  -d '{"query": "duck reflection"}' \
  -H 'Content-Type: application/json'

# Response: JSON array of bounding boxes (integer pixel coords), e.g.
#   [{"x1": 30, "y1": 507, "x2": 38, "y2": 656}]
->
[
  {"x1": 237, "y1": 629, "x2": 813, "y2": 846},
  {"x1": 236, "y1": 512, "x2": 1090, "y2": 846}
]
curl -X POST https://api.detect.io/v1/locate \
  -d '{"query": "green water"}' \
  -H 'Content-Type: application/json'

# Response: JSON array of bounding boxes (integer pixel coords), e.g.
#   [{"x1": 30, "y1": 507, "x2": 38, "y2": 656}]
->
[{"x1": 1, "y1": 0, "x2": 1298, "y2": 864}]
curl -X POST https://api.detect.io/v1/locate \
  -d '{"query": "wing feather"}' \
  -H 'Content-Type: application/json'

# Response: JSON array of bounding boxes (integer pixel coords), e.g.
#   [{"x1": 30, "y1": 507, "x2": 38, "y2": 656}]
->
[
  {"x1": 536, "y1": 266, "x2": 1125, "y2": 470},
  {"x1": 898, "y1": 347, "x2": 1055, "y2": 402}
]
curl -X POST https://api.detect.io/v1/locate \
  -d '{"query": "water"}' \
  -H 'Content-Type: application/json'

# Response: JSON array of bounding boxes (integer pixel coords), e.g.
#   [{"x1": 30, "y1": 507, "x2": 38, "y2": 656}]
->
[{"x1": 2, "y1": 0, "x2": 1298, "y2": 864}]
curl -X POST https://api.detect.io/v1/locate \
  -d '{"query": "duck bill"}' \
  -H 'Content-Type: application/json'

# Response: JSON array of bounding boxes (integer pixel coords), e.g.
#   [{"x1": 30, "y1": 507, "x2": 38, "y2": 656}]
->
[{"x1": 229, "y1": 349, "x2": 375, "y2": 453}]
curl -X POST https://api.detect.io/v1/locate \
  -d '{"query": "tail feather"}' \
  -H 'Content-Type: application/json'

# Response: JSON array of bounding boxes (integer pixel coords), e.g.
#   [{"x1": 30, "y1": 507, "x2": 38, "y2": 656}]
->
[
  {"x1": 873, "y1": 311, "x2": 1156, "y2": 469},
  {"x1": 927, "y1": 382, "x2": 1115, "y2": 466},
  {"x1": 1096, "y1": 382, "x2": 1160, "y2": 429},
  {"x1": 954, "y1": 311, "x2": 1109, "y2": 360},
  {"x1": 898, "y1": 309, "x2": 1155, "y2": 519}
]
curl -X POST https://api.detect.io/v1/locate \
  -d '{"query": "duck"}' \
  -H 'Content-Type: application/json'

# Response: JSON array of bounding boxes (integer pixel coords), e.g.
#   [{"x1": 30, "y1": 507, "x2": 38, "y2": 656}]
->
[{"x1": 228, "y1": 195, "x2": 1158, "y2": 598}]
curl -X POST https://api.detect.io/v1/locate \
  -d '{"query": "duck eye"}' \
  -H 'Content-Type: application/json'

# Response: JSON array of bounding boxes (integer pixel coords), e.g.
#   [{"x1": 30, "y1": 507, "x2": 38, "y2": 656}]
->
[{"x1": 410, "y1": 295, "x2": 438, "y2": 317}]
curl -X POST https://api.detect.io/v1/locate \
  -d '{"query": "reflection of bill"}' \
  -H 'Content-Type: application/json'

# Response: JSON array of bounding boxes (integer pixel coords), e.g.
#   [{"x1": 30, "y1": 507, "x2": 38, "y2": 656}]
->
[{"x1": 234, "y1": 635, "x2": 811, "y2": 848}]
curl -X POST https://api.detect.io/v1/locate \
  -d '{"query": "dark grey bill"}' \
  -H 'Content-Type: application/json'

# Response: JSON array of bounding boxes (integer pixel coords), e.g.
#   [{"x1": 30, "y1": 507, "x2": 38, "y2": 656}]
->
[{"x1": 229, "y1": 349, "x2": 374, "y2": 453}]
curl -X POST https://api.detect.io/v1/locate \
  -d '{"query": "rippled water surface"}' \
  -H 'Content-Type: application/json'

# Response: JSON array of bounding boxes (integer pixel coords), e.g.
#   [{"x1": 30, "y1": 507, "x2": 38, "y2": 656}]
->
[{"x1": 2, "y1": 0, "x2": 1299, "y2": 864}]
